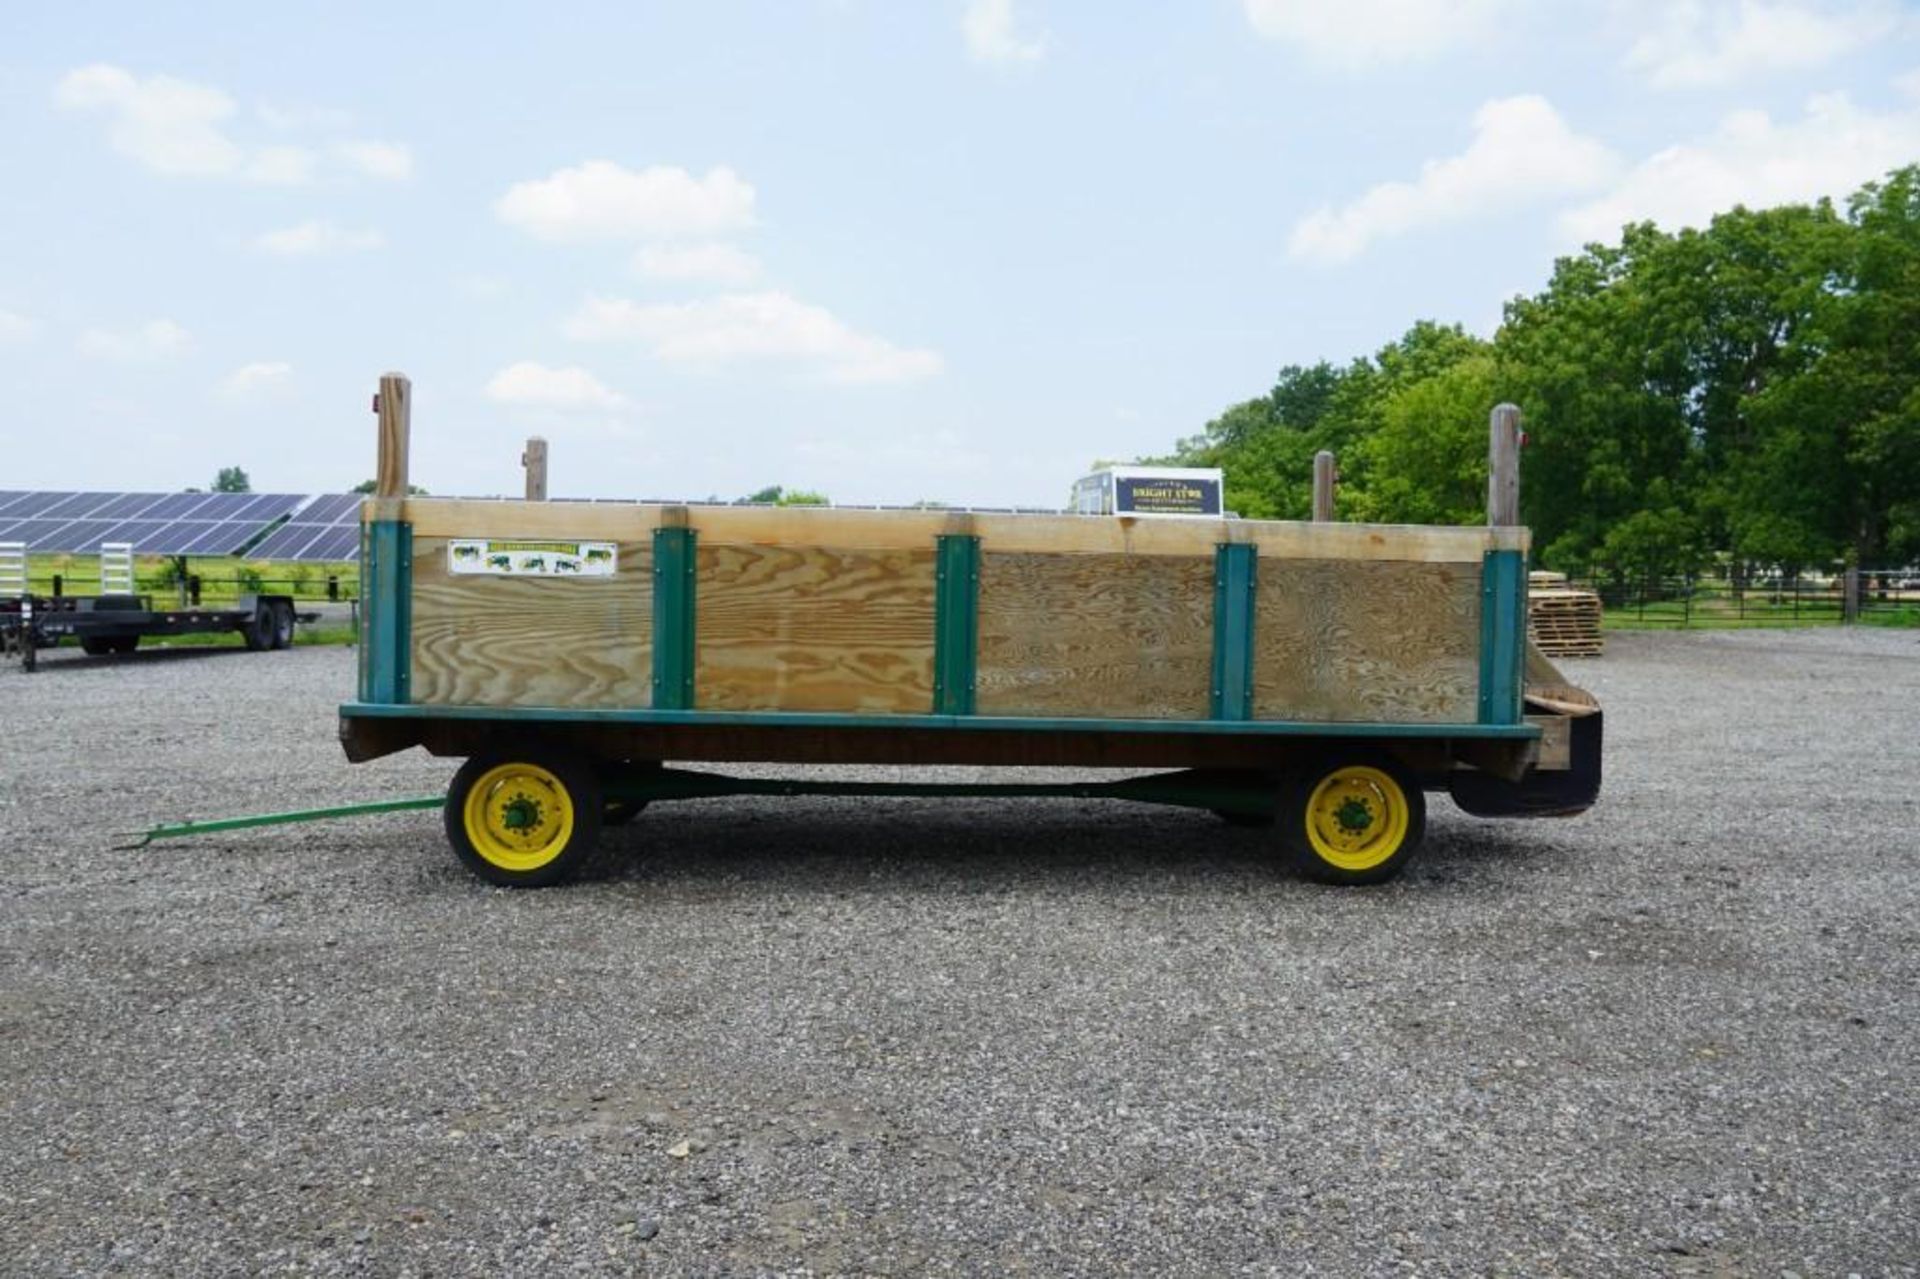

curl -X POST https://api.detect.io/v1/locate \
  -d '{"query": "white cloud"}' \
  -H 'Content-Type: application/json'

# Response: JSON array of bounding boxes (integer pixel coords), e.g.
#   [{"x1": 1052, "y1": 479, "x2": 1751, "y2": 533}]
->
[
  {"x1": 1625, "y1": 1, "x2": 1900, "y2": 89},
  {"x1": 566, "y1": 292, "x2": 943, "y2": 384},
  {"x1": 55, "y1": 64, "x2": 245, "y2": 177},
  {"x1": 1561, "y1": 92, "x2": 1920, "y2": 241},
  {"x1": 632, "y1": 242, "x2": 760, "y2": 285},
  {"x1": 254, "y1": 220, "x2": 386, "y2": 255},
  {"x1": 1289, "y1": 95, "x2": 1618, "y2": 263},
  {"x1": 964, "y1": 0, "x2": 1047, "y2": 64},
  {"x1": 56, "y1": 64, "x2": 406, "y2": 186},
  {"x1": 216, "y1": 361, "x2": 293, "y2": 401},
  {"x1": 1900, "y1": 67, "x2": 1920, "y2": 98},
  {"x1": 78, "y1": 319, "x2": 192, "y2": 362},
  {"x1": 245, "y1": 144, "x2": 317, "y2": 185},
  {"x1": 1242, "y1": 0, "x2": 1511, "y2": 68},
  {"x1": 335, "y1": 139, "x2": 413, "y2": 180},
  {"x1": 0, "y1": 310, "x2": 35, "y2": 343},
  {"x1": 496, "y1": 162, "x2": 756, "y2": 243},
  {"x1": 256, "y1": 103, "x2": 355, "y2": 131},
  {"x1": 484, "y1": 361, "x2": 631, "y2": 411}
]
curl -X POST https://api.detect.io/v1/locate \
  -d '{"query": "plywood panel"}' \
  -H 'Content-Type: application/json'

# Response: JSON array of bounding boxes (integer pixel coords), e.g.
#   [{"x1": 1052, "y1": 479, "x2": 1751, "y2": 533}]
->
[
  {"x1": 402, "y1": 500, "x2": 665, "y2": 540},
  {"x1": 1254, "y1": 559, "x2": 1481, "y2": 724},
  {"x1": 410, "y1": 537, "x2": 652, "y2": 708},
  {"x1": 695, "y1": 544, "x2": 936, "y2": 713},
  {"x1": 976, "y1": 552, "x2": 1214, "y2": 719}
]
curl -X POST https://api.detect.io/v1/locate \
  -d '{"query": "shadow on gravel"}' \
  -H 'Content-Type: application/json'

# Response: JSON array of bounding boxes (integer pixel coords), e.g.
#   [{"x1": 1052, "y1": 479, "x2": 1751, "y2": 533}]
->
[
  {"x1": 556, "y1": 800, "x2": 1564, "y2": 895},
  {"x1": 580, "y1": 802, "x2": 1279, "y2": 892},
  {"x1": 19, "y1": 646, "x2": 264, "y2": 676}
]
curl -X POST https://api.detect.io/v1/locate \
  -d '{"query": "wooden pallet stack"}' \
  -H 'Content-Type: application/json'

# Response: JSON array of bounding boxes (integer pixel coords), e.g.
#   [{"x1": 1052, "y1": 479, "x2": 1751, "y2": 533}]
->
[{"x1": 1528, "y1": 586, "x2": 1604, "y2": 657}]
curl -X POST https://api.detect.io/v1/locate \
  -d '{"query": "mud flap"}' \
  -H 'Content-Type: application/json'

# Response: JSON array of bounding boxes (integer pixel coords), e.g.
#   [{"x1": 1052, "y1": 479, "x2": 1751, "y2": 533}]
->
[{"x1": 1449, "y1": 711, "x2": 1603, "y2": 818}]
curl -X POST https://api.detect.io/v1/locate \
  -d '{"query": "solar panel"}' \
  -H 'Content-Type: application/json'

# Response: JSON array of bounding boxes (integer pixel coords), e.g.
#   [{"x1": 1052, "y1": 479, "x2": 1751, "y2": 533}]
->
[
  {"x1": 0, "y1": 491, "x2": 310, "y2": 554},
  {"x1": 91, "y1": 492, "x2": 172, "y2": 519},
  {"x1": 0, "y1": 491, "x2": 78, "y2": 519},
  {"x1": 246, "y1": 493, "x2": 365, "y2": 561}
]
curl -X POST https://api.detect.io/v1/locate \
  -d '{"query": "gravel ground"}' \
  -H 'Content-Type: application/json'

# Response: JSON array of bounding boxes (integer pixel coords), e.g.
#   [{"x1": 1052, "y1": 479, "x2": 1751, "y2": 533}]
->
[{"x1": 2, "y1": 629, "x2": 1916, "y2": 1276}]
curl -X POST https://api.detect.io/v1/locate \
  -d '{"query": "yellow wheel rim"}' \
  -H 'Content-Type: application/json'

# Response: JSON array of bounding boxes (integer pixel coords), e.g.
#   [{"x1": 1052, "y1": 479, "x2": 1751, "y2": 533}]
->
[
  {"x1": 461, "y1": 763, "x2": 576, "y2": 873},
  {"x1": 1303, "y1": 765, "x2": 1409, "y2": 871}
]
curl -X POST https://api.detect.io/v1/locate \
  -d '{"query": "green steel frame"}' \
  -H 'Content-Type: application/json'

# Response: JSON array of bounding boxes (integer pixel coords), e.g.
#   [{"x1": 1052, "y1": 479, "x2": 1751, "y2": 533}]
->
[
  {"x1": 1478, "y1": 548, "x2": 1527, "y2": 725},
  {"x1": 1210, "y1": 543, "x2": 1257, "y2": 720},
  {"x1": 651, "y1": 527, "x2": 697, "y2": 710},
  {"x1": 340, "y1": 700, "x2": 1537, "y2": 739},
  {"x1": 362, "y1": 519, "x2": 411, "y2": 704},
  {"x1": 932, "y1": 534, "x2": 980, "y2": 715}
]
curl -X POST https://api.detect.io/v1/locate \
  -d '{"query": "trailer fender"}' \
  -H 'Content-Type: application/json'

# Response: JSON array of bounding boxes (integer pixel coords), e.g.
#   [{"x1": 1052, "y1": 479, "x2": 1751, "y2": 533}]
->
[{"x1": 1449, "y1": 711, "x2": 1603, "y2": 818}]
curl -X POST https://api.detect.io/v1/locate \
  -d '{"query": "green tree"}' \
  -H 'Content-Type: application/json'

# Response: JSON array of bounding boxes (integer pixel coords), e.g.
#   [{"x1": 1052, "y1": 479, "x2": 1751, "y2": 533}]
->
[
  {"x1": 1740, "y1": 167, "x2": 1920, "y2": 564},
  {"x1": 737, "y1": 486, "x2": 830, "y2": 506},
  {"x1": 213, "y1": 466, "x2": 252, "y2": 493}
]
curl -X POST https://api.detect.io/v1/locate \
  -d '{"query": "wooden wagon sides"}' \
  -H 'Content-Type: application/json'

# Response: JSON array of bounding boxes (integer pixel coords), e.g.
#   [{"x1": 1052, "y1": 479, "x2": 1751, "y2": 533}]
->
[{"x1": 375, "y1": 497, "x2": 1528, "y2": 732}]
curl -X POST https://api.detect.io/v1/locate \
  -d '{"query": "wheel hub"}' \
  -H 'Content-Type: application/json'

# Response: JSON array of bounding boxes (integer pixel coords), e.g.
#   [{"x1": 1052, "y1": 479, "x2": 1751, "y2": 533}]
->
[
  {"x1": 500, "y1": 794, "x2": 543, "y2": 831},
  {"x1": 1333, "y1": 797, "x2": 1374, "y2": 833}
]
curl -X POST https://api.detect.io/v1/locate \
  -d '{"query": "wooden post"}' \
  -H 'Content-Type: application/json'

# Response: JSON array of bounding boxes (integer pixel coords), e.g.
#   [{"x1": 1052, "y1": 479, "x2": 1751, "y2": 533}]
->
[
  {"x1": 1488, "y1": 403, "x2": 1521, "y2": 527},
  {"x1": 522, "y1": 436, "x2": 549, "y2": 502},
  {"x1": 374, "y1": 372, "x2": 411, "y2": 505},
  {"x1": 1312, "y1": 450, "x2": 1337, "y2": 522}
]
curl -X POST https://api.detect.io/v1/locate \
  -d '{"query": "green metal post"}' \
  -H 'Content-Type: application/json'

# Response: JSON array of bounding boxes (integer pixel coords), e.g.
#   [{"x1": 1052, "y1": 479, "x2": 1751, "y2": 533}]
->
[
  {"x1": 1478, "y1": 548, "x2": 1526, "y2": 724},
  {"x1": 933, "y1": 535, "x2": 980, "y2": 715},
  {"x1": 651, "y1": 527, "x2": 697, "y2": 710},
  {"x1": 363, "y1": 519, "x2": 411, "y2": 705},
  {"x1": 1210, "y1": 543, "x2": 1257, "y2": 720}
]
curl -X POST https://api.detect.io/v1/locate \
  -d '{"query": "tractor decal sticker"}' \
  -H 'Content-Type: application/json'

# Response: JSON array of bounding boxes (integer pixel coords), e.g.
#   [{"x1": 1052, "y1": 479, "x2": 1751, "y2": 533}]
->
[{"x1": 450, "y1": 539, "x2": 617, "y2": 577}]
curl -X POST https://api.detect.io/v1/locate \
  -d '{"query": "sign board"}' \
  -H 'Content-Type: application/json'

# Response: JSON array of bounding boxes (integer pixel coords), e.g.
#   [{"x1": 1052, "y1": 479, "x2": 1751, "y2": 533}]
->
[
  {"x1": 1071, "y1": 466, "x2": 1226, "y2": 519},
  {"x1": 1114, "y1": 475, "x2": 1221, "y2": 517},
  {"x1": 449, "y1": 539, "x2": 617, "y2": 576}
]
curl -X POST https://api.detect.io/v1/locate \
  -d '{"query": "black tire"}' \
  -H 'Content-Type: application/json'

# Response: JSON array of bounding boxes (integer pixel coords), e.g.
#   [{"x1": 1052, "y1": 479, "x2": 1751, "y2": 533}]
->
[
  {"x1": 269, "y1": 601, "x2": 295, "y2": 650},
  {"x1": 111, "y1": 635, "x2": 139, "y2": 654},
  {"x1": 444, "y1": 749, "x2": 604, "y2": 887},
  {"x1": 81, "y1": 637, "x2": 114, "y2": 656},
  {"x1": 1215, "y1": 809, "x2": 1275, "y2": 828},
  {"x1": 243, "y1": 605, "x2": 275, "y2": 651},
  {"x1": 1280, "y1": 752, "x2": 1426, "y2": 886}
]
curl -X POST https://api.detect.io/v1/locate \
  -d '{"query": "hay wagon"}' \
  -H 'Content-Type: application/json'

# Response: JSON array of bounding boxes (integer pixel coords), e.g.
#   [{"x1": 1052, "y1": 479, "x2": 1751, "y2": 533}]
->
[{"x1": 340, "y1": 375, "x2": 1600, "y2": 887}]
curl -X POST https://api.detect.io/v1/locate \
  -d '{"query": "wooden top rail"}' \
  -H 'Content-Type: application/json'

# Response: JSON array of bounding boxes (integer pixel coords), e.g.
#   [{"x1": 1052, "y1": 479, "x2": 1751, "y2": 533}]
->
[{"x1": 376, "y1": 497, "x2": 1528, "y2": 561}]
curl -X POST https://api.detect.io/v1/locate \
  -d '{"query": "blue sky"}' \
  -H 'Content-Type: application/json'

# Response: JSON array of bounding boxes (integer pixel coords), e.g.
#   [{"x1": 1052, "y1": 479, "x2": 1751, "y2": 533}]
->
[{"x1": 2, "y1": 1, "x2": 1916, "y2": 507}]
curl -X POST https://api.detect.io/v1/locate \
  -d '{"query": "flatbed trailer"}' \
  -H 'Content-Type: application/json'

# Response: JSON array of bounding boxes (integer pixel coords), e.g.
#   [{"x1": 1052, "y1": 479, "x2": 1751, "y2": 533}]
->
[
  {"x1": 1, "y1": 591, "x2": 311, "y2": 670},
  {"x1": 340, "y1": 374, "x2": 1600, "y2": 887}
]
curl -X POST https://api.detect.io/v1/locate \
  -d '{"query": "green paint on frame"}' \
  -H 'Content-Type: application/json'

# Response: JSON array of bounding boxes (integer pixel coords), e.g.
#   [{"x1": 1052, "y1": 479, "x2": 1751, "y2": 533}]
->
[
  {"x1": 341, "y1": 700, "x2": 1538, "y2": 740},
  {"x1": 1478, "y1": 548, "x2": 1526, "y2": 724},
  {"x1": 932, "y1": 534, "x2": 979, "y2": 715},
  {"x1": 1210, "y1": 542, "x2": 1257, "y2": 720},
  {"x1": 364, "y1": 518, "x2": 411, "y2": 705},
  {"x1": 651, "y1": 527, "x2": 697, "y2": 710}
]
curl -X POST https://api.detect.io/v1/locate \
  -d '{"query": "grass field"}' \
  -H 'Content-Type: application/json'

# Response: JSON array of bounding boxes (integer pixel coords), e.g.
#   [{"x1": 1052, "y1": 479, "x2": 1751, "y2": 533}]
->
[{"x1": 24, "y1": 553, "x2": 358, "y2": 605}]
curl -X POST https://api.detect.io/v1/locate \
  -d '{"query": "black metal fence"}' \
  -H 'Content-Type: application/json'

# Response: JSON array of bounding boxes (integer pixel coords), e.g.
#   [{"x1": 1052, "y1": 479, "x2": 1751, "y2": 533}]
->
[{"x1": 1567, "y1": 568, "x2": 1920, "y2": 628}]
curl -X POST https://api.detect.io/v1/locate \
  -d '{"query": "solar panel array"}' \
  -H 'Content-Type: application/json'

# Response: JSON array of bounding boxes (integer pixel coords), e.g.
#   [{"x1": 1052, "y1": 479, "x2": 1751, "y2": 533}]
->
[
  {"x1": 244, "y1": 493, "x2": 364, "y2": 561},
  {"x1": 0, "y1": 491, "x2": 360, "y2": 559}
]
